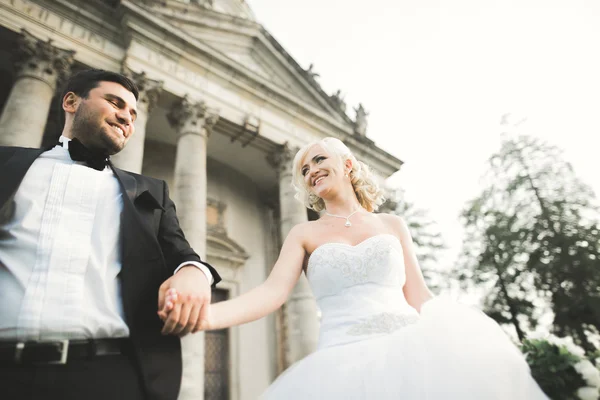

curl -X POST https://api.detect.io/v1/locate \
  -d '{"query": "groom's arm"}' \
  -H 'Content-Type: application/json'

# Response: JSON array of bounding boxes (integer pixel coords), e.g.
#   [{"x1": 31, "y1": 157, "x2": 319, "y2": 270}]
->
[
  {"x1": 156, "y1": 180, "x2": 220, "y2": 335},
  {"x1": 156, "y1": 180, "x2": 221, "y2": 284}
]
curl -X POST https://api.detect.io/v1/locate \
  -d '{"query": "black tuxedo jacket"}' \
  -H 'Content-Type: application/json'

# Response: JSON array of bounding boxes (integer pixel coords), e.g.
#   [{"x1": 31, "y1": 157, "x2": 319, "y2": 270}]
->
[{"x1": 0, "y1": 146, "x2": 221, "y2": 400}]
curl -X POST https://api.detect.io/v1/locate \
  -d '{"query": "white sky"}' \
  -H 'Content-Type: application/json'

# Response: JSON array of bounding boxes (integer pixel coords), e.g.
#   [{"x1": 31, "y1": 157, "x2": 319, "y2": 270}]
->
[{"x1": 246, "y1": 0, "x2": 600, "y2": 273}]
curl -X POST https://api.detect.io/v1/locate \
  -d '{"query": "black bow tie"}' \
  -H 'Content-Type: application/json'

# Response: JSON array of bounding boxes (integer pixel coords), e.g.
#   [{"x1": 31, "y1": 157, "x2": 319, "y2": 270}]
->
[{"x1": 66, "y1": 138, "x2": 109, "y2": 171}]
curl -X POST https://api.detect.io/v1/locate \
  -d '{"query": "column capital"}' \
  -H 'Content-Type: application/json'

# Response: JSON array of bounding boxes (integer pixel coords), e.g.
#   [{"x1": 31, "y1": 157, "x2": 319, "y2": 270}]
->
[
  {"x1": 16, "y1": 29, "x2": 75, "y2": 89},
  {"x1": 267, "y1": 142, "x2": 300, "y2": 175},
  {"x1": 123, "y1": 68, "x2": 163, "y2": 113},
  {"x1": 167, "y1": 95, "x2": 219, "y2": 138}
]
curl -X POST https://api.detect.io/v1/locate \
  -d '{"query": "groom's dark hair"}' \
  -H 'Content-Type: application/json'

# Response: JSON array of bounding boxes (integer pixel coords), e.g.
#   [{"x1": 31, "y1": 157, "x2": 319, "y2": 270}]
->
[{"x1": 60, "y1": 69, "x2": 139, "y2": 101}]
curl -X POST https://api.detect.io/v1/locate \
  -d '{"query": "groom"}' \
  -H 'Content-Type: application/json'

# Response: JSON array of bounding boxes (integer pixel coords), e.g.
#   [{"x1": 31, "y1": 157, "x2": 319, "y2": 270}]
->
[{"x1": 0, "y1": 69, "x2": 220, "y2": 400}]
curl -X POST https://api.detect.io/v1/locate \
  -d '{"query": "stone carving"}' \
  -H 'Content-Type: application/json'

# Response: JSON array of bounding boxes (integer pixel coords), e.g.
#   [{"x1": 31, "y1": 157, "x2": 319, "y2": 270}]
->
[
  {"x1": 16, "y1": 29, "x2": 75, "y2": 88},
  {"x1": 243, "y1": 115, "x2": 260, "y2": 134},
  {"x1": 123, "y1": 69, "x2": 163, "y2": 113},
  {"x1": 136, "y1": 0, "x2": 164, "y2": 6},
  {"x1": 353, "y1": 103, "x2": 369, "y2": 136},
  {"x1": 231, "y1": 114, "x2": 261, "y2": 147},
  {"x1": 266, "y1": 141, "x2": 299, "y2": 174},
  {"x1": 204, "y1": 112, "x2": 219, "y2": 131},
  {"x1": 0, "y1": 30, "x2": 75, "y2": 147},
  {"x1": 306, "y1": 63, "x2": 319, "y2": 80},
  {"x1": 330, "y1": 89, "x2": 347, "y2": 113},
  {"x1": 191, "y1": 0, "x2": 214, "y2": 7},
  {"x1": 167, "y1": 94, "x2": 219, "y2": 137}
]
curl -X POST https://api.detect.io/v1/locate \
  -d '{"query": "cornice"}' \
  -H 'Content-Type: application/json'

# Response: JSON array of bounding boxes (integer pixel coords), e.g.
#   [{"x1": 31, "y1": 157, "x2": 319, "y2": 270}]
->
[
  {"x1": 150, "y1": 0, "x2": 261, "y2": 33},
  {"x1": 259, "y1": 28, "x2": 354, "y2": 126},
  {"x1": 119, "y1": 1, "x2": 356, "y2": 134},
  {"x1": 50, "y1": 0, "x2": 126, "y2": 45}
]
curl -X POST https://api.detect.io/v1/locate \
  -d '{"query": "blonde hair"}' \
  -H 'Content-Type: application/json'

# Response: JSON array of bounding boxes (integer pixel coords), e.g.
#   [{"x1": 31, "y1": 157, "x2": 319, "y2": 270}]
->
[{"x1": 292, "y1": 137, "x2": 385, "y2": 212}]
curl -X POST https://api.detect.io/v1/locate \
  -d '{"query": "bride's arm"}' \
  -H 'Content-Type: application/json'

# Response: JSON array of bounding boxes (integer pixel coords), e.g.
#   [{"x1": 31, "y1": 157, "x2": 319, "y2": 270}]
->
[
  {"x1": 187, "y1": 225, "x2": 306, "y2": 331},
  {"x1": 386, "y1": 214, "x2": 434, "y2": 312}
]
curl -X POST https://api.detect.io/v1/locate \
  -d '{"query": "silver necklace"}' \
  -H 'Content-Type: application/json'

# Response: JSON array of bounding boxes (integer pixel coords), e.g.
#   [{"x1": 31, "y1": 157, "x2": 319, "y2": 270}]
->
[{"x1": 325, "y1": 208, "x2": 360, "y2": 227}]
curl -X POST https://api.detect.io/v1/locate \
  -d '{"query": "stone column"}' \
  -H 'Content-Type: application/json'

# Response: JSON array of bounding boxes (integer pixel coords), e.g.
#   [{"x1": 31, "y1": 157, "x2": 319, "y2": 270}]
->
[
  {"x1": 167, "y1": 94, "x2": 219, "y2": 400},
  {"x1": 111, "y1": 70, "x2": 162, "y2": 173},
  {"x1": 0, "y1": 29, "x2": 74, "y2": 147},
  {"x1": 267, "y1": 143, "x2": 319, "y2": 367}
]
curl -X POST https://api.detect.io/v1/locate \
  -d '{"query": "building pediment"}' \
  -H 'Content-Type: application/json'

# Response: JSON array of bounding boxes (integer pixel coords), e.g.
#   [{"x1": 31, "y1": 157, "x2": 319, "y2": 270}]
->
[
  {"x1": 129, "y1": 0, "x2": 353, "y2": 126},
  {"x1": 135, "y1": 0, "x2": 257, "y2": 21}
]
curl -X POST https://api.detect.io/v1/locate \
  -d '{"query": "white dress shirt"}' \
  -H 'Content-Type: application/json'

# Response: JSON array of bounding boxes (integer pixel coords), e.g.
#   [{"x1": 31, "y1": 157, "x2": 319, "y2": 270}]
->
[{"x1": 0, "y1": 137, "x2": 212, "y2": 340}]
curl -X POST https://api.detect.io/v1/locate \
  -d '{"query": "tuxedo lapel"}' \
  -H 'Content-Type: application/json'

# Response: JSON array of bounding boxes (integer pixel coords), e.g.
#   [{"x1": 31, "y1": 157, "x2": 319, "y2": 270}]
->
[
  {"x1": 110, "y1": 164, "x2": 163, "y2": 212},
  {"x1": 0, "y1": 147, "x2": 45, "y2": 210},
  {"x1": 110, "y1": 164, "x2": 147, "y2": 265},
  {"x1": 110, "y1": 163, "x2": 137, "y2": 205},
  {"x1": 109, "y1": 164, "x2": 166, "y2": 319}
]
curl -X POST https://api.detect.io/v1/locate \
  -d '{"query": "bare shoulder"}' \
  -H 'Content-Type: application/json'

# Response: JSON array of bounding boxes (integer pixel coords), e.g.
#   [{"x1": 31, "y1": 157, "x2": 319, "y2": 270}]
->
[
  {"x1": 375, "y1": 212, "x2": 408, "y2": 233},
  {"x1": 285, "y1": 220, "x2": 318, "y2": 245}
]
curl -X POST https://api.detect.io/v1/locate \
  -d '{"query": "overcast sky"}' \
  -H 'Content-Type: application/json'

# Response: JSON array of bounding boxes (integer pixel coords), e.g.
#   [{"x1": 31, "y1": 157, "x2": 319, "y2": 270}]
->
[{"x1": 246, "y1": 0, "x2": 600, "y2": 277}]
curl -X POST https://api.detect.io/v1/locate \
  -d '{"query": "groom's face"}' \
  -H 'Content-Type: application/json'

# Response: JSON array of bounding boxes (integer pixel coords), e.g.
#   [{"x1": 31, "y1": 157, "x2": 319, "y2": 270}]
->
[{"x1": 70, "y1": 81, "x2": 138, "y2": 155}]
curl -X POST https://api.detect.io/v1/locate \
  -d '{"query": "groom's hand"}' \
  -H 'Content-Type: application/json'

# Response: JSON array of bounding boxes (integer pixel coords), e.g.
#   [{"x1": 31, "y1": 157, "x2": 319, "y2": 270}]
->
[{"x1": 158, "y1": 265, "x2": 211, "y2": 336}]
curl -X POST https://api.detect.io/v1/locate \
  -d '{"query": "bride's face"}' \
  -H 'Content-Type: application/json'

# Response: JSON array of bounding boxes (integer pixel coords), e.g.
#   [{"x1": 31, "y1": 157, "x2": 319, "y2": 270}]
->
[{"x1": 300, "y1": 144, "x2": 346, "y2": 198}]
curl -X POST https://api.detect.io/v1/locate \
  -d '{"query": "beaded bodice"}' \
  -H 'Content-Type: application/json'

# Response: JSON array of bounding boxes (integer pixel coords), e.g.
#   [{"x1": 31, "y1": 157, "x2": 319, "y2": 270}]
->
[{"x1": 307, "y1": 234, "x2": 419, "y2": 348}]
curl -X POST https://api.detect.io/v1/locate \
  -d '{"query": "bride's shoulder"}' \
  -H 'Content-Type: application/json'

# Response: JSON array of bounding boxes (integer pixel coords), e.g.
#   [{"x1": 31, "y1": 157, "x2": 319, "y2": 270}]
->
[
  {"x1": 374, "y1": 212, "x2": 407, "y2": 227},
  {"x1": 293, "y1": 220, "x2": 321, "y2": 235},
  {"x1": 287, "y1": 220, "x2": 320, "y2": 241},
  {"x1": 374, "y1": 213, "x2": 411, "y2": 239}
]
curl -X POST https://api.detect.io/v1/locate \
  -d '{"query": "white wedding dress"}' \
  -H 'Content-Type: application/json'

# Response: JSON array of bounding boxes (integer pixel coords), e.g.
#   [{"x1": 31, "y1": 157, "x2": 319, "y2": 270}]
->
[{"x1": 261, "y1": 234, "x2": 548, "y2": 399}]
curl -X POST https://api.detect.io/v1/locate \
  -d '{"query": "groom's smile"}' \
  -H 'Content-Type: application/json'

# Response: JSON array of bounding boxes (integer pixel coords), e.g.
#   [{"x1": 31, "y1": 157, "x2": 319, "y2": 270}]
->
[{"x1": 69, "y1": 81, "x2": 138, "y2": 156}]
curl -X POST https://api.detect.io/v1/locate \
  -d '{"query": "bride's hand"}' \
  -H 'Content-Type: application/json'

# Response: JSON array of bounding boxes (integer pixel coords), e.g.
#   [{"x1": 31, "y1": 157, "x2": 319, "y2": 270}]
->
[{"x1": 158, "y1": 289, "x2": 213, "y2": 332}]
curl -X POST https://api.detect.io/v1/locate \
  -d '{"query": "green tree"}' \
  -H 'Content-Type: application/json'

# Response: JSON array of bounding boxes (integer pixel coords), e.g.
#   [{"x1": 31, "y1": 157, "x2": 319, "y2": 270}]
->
[
  {"x1": 459, "y1": 133, "x2": 600, "y2": 350},
  {"x1": 460, "y1": 205, "x2": 539, "y2": 341}
]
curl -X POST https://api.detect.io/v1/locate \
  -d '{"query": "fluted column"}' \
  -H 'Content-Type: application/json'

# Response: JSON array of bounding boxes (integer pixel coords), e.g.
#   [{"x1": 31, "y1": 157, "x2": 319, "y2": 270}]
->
[
  {"x1": 167, "y1": 94, "x2": 218, "y2": 400},
  {"x1": 0, "y1": 29, "x2": 74, "y2": 147},
  {"x1": 111, "y1": 70, "x2": 162, "y2": 173},
  {"x1": 267, "y1": 142, "x2": 319, "y2": 367}
]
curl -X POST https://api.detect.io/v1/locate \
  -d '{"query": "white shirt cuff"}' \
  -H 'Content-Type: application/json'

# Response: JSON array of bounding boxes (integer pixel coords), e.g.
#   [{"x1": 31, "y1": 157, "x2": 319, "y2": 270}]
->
[{"x1": 174, "y1": 262, "x2": 214, "y2": 285}]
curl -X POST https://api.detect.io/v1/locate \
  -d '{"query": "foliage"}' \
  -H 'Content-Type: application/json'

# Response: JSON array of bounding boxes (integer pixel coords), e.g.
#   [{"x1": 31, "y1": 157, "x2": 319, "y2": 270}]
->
[
  {"x1": 457, "y1": 133, "x2": 600, "y2": 349},
  {"x1": 521, "y1": 335, "x2": 600, "y2": 400}
]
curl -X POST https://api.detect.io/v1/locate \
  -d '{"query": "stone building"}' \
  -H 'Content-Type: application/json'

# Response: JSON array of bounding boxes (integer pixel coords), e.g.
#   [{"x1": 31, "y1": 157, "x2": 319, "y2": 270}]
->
[{"x1": 0, "y1": 0, "x2": 403, "y2": 399}]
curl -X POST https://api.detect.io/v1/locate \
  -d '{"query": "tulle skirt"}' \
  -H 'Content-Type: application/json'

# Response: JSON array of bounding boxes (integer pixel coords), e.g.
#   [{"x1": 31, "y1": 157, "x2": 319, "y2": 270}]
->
[{"x1": 261, "y1": 297, "x2": 549, "y2": 399}]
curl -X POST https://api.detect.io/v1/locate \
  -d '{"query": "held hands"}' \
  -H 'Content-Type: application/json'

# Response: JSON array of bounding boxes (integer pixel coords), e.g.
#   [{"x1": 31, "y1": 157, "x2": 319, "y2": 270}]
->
[
  {"x1": 158, "y1": 289, "x2": 213, "y2": 333},
  {"x1": 157, "y1": 266, "x2": 212, "y2": 336}
]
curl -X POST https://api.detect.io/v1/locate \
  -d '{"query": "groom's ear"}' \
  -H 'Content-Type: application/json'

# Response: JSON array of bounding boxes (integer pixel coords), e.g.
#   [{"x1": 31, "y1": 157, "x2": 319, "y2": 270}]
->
[{"x1": 62, "y1": 92, "x2": 80, "y2": 115}]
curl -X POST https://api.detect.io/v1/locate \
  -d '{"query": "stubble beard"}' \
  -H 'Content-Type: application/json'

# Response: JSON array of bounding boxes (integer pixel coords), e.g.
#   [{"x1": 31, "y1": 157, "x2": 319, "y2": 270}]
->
[{"x1": 71, "y1": 104, "x2": 125, "y2": 156}]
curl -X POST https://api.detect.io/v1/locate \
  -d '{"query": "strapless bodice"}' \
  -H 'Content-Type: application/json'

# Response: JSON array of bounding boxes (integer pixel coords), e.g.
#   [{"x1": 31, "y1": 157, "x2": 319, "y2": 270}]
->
[{"x1": 307, "y1": 234, "x2": 419, "y2": 348}]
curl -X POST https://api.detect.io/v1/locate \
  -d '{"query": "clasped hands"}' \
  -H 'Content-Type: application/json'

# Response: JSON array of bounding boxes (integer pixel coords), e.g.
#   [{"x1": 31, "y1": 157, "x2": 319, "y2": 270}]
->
[{"x1": 157, "y1": 266, "x2": 212, "y2": 336}]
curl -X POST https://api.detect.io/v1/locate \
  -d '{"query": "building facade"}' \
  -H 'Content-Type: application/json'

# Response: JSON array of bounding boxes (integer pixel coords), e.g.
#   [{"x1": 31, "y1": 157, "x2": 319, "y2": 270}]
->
[{"x1": 0, "y1": 0, "x2": 403, "y2": 399}]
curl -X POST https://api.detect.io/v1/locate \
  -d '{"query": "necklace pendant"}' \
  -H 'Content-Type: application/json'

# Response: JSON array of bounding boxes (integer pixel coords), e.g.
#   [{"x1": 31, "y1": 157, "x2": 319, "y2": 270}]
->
[{"x1": 345, "y1": 220, "x2": 352, "y2": 227}]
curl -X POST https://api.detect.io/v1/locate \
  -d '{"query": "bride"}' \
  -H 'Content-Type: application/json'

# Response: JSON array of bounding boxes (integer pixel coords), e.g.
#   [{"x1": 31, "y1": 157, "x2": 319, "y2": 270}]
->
[{"x1": 160, "y1": 137, "x2": 549, "y2": 399}]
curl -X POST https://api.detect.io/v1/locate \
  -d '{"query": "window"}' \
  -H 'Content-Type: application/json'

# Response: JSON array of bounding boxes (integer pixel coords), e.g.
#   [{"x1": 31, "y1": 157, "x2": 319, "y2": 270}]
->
[{"x1": 204, "y1": 288, "x2": 230, "y2": 400}]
